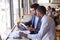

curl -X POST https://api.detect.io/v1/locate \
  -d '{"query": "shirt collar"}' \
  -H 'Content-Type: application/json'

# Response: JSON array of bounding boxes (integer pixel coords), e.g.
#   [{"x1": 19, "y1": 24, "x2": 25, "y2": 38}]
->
[{"x1": 41, "y1": 15, "x2": 47, "y2": 22}]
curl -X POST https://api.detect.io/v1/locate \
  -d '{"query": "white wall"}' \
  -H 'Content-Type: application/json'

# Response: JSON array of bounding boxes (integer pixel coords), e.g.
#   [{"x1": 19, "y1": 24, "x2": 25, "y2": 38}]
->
[{"x1": 38, "y1": 3, "x2": 59, "y2": 9}]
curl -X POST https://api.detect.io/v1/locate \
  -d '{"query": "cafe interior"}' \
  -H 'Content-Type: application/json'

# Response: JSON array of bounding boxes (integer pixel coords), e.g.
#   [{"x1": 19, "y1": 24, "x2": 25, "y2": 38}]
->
[{"x1": 0, "y1": 0, "x2": 60, "y2": 40}]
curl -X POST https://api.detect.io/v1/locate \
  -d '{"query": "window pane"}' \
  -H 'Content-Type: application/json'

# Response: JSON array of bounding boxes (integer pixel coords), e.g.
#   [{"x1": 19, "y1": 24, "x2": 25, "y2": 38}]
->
[
  {"x1": 0, "y1": 0, "x2": 10, "y2": 39},
  {"x1": 38, "y1": 0, "x2": 49, "y2": 3}
]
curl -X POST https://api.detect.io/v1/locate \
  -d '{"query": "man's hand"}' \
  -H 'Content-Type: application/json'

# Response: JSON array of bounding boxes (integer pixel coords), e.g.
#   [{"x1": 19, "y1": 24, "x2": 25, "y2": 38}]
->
[
  {"x1": 17, "y1": 22, "x2": 26, "y2": 27},
  {"x1": 17, "y1": 22, "x2": 20, "y2": 27},
  {"x1": 27, "y1": 25, "x2": 35, "y2": 31},
  {"x1": 19, "y1": 32, "x2": 28, "y2": 38}
]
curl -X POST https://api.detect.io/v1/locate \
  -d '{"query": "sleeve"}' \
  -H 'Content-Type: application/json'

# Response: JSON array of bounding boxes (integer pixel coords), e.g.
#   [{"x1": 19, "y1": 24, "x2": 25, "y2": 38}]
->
[
  {"x1": 27, "y1": 19, "x2": 50, "y2": 40},
  {"x1": 25, "y1": 18, "x2": 32, "y2": 26}
]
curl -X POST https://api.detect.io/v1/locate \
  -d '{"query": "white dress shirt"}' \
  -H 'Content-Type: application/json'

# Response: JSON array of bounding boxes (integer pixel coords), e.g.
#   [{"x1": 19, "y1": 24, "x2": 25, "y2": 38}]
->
[
  {"x1": 35, "y1": 16, "x2": 39, "y2": 28},
  {"x1": 27, "y1": 15, "x2": 56, "y2": 40}
]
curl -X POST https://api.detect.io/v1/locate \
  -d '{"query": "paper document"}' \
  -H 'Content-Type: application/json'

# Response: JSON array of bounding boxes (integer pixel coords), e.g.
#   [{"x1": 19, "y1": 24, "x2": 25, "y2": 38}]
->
[{"x1": 9, "y1": 31, "x2": 21, "y2": 39}]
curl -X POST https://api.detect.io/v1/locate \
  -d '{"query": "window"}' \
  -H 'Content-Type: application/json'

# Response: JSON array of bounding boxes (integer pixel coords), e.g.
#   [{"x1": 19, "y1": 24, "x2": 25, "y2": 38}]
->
[
  {"x1": 0, "y1": 0, "x2": 10, "y2": 39},
  {"x1": 38, "y1": 0, "x2": 49, "y2": 3}
]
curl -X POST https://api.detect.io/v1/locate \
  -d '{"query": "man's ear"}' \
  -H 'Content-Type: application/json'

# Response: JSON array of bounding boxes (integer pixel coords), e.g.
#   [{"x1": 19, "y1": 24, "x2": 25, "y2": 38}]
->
[{"x1": 39, "y1": 12, "x2": 43, "y2": 17}]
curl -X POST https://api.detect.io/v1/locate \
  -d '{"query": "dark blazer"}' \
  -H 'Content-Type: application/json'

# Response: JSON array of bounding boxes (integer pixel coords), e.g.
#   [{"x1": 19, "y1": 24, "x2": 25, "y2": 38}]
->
[
  {"x1": 25, "y1": 15, "x2": 41, "y2": 34},
  {"x1": 25, "y1": 14, "x2": 35, "y2": 28}
]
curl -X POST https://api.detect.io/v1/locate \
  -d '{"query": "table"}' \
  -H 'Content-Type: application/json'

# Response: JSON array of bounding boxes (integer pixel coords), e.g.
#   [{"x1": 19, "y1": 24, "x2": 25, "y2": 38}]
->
[
  {"x1": 7, "y1": 37, "x2": 29, "y2": 40},
  {"x1": 7, "y1": 26, "x2": 30, "y2": 40}
]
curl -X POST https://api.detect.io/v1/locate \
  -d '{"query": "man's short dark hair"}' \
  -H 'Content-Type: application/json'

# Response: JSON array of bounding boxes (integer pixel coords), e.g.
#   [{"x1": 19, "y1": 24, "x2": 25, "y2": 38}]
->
[
  {"x1": 48, "y1": 6, "x2": 51, "y2": 9},
  {"x1": 52, "y1": 8, "x2": 55, "y2": 11},
  {"x1": 30, "y1": 3, "x2": 39, "y2": 10},
  {"x1": 37, "y1": 6, "x2": 46, "y2": 15}
]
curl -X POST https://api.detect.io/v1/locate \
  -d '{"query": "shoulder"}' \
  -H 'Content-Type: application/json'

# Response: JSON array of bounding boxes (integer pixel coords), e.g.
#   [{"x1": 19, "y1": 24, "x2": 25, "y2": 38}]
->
[{"x1": 41, "y1": 15, "x2": 50, "y2": 22}]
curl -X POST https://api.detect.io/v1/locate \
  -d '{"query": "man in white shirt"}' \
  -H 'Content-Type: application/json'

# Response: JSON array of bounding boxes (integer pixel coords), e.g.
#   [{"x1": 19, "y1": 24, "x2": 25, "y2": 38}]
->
[{"x1": 20, "y1": 6, "x2": 56, "y2": 40}]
